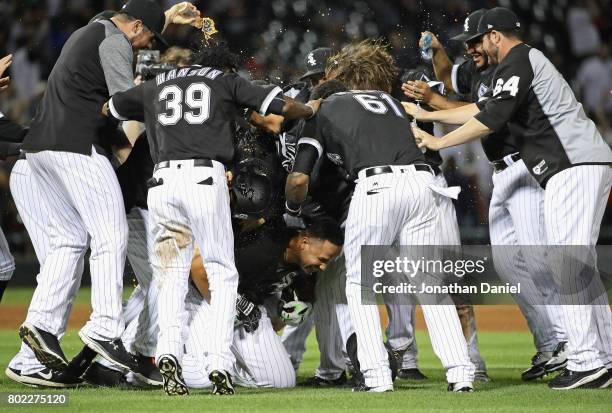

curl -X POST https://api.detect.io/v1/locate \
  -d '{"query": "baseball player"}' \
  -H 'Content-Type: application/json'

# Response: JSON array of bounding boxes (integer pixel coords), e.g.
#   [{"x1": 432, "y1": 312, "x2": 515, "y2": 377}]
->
[
  {"x1": 16, "y1": 0, "x2": 201, "y2": 375},
  {"x1": 403, "y1": 9, "x2": 567, "y2": 380},
  {"x1": 413, "y1": 7, "x2": 612, "y2": 390},
  {"x1": 286, "y1": 40, "x2": 476, "y2": 392},
  {"x1": 105, "y1": 43, "x2": 319, "y2": 395},
  {"x1": 398, "y1": 64, "x2": 489, "y2": 381}
]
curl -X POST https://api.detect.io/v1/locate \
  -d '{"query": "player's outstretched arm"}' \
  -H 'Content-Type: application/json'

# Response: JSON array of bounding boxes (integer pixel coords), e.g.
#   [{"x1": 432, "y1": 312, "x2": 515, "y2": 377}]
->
[
  {"x1": 402, "y1": 101, "x2": 479, "y2": 125},
  {"x1": 280, "y1": 96, "x2": 320, "y2": 120},
  {"x1": 420, "y1": 32, "x2": 453, "y2": 91},
  {"x1": 412, "y1": 117, "x2": 490, "y2": 151}
]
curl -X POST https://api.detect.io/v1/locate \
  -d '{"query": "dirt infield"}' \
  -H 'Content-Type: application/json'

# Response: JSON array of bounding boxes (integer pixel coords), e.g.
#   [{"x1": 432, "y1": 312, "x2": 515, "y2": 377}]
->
[{"x1": 0, "y1": 304, "x2": 528, "y2": 332}]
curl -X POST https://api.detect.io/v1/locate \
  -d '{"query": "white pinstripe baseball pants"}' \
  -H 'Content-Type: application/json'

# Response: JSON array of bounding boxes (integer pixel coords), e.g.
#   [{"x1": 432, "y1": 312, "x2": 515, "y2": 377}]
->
[
  {"x1": 8, "y1": 159, "x2": 85, "y2": 374},
  {"x1": 148, "y1": 159, "x2": 238, "y2": 372},
  {"x1": 181, "y1": 286, "x2": 295, "y2": 388},
  {"x1": 545, "y1": 165, "x2": 612, "y2": 371},
  {"x1": 385, "y1": 173, "x2": 487, "y2": 372},
  {"x1": 25, "y1": 148, "x2": 128, "y2": 340},
  {"x1": 344, "y1": 166, "x2": 474, "y2": 387},
  {"x1": 489, "y1": 160, "x2": 564, "y2": 353}
]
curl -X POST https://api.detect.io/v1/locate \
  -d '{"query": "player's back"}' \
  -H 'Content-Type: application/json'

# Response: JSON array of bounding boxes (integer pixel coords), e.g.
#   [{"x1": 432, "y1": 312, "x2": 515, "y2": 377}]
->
[
  {"x1": 142, "y1": 66, "x2": 276, "y2": 164},
  {"x1": 317, "y1": 91, "x2": 425, "y2": 176}
]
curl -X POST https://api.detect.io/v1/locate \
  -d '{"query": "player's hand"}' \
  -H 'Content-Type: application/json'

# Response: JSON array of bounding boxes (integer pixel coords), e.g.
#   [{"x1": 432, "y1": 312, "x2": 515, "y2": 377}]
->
[
  {"x1": 412, "y1": 124, "x2": 439, "y2": 151},
  {"x1": 134, "y1": 75, "x2": 144, "y2": 86},
  {"x1": 419, "y1": 31, "x2": 441, "y2": 51},
  {"x1": 402, "y1": 80, "x2": 433, "y2": 103},
  {"x1": 280, "y1": 300, "x2": 313, "y2": 326},
  {"x1": 0, "y1": 54, "x2": 13, "y2": 92},
  {"x1": 165, "y1": 2, "x2": 201, "y2": 27},
  {"x1": 401, "y1": 101, "x2": 430, "y2": 121},
  {"x1": 236, "y1": 295, "x2": 261, "y2": 333},
  {"x1": 225, "y1": 170, "x2": 233, "y2": 186}
]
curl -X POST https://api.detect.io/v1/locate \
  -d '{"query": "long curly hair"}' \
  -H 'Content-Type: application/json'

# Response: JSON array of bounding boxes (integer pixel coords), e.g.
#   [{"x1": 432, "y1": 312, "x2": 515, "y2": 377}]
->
[{"x1": 325, "y1": 39, "x2": 398, "y2": 93}]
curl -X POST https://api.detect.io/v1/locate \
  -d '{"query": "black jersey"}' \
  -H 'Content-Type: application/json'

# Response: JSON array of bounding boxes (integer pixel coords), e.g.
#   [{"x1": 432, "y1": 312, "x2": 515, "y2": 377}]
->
[
  {"x1": 475, "y1": 43, "x2": 612, "y2": 186},
  {"x1": 294, "y1": 90, "x2": 425, "y2": 179},
  {"x1": 452, "y1": 58, "x2": 518, "y2": 161},
  {"x1": 108, "y1": 66, "x2": 283, "y2": 164}
]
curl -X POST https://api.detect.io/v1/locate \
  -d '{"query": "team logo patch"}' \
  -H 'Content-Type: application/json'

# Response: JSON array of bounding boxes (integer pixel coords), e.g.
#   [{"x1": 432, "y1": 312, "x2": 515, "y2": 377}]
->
[
  {"x1": 327, "y1": 153, "x2": 343, "y2": 165},
  {"x1": 532, "y1": 159, "x2": 548, "y2": 175},
  {"x1": 307, "y1": 52, "x2": 316, "y2": 67},
  {"x1": 464, "y1": 18, "x2": 470, "y2": 32},
  {"x1": 477, "y1": 83, "x2": 489, "y2": 98}
]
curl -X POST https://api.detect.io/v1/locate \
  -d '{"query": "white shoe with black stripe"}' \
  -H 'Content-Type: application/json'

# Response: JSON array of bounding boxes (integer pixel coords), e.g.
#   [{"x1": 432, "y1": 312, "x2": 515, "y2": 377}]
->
[{"x1": 5, "y1": 367, "x2": 83, "y2": 388}]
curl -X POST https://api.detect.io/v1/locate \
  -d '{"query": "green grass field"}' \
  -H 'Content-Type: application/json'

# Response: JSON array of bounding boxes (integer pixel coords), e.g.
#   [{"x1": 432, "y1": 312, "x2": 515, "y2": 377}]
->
[{"x1": 0, "y1": 288, "x2": 610, "y2": 412}]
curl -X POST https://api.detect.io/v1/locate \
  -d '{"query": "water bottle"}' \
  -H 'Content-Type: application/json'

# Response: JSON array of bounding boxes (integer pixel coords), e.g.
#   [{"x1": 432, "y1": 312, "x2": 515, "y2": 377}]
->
[{"x1": 420, "y1": 33, "x2": 433, "y2": 61}]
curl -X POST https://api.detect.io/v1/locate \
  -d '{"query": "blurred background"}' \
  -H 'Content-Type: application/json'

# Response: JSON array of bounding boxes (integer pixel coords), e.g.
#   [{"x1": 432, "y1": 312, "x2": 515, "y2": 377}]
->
[{"x1": 0, "y1": 0, "x2": 611, "y2": 277}]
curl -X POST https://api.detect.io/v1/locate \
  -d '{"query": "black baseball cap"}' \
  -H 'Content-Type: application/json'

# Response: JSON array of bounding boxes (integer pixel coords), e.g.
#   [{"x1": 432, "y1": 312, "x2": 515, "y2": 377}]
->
[
  {"x1": 120, "y1": 0, "x2": 167, "y2": 46},
  {"x1": 451, "y1": 9, "x2": 487, "y2": 42},
  {"x1": 475, "y1": 7, "x2": 521, "y2": 38},
  {"x1": 299, "y1": 48, "x2": 333, "y2": 81}
]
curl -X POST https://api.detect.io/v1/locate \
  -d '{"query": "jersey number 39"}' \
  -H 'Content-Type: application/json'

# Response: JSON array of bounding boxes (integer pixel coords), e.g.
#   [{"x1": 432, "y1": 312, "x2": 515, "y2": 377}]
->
[{"x1": 158, "y1": 82, "x2": 211, "y2": 125}]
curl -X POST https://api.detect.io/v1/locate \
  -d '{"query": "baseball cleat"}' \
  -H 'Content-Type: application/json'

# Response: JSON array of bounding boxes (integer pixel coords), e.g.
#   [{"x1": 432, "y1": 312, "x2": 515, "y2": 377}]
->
[
  {"x1": 474, "y1": 371, "x2": 491, "y2": 382},
  {"x1": 548, "y1": 367, "x2": 607, "y2": 390},
  {"x1": 132, "y1": 354, "x2": 163, "y2": 386},
  {"x1": 352, "y1": 382, "x2": 394, "y2": 392},
  {"x1": 582, "y1": 369, "x2": 612, "y2": 389},
  {"x1": 301, "y1": 371, "x2": 347, "y2": 387},
  {"x1": 84, "y1": 362, "x2": 130, "y2": 388},
  {"x1": 521, "y1": 351, "x2": 551, "y2": 381},
  {"x1": 544, "y1": 342, "x2": 568, "y2": 374},
  {"x1": 19, "y1": 322, "x2": 68, "y2": 371},
  {"x1": 209, "y1": 370, "x2": 235, "y2": 395},
  {"x1": 5, "y1": 366, "x2": 83, "y2": 388},
  {"x1": 78, "y1": 331, "x2": 136, "y2": 372},
  {"x1": 157, "y1": 354, "x2": 188, "y2": 396},
  {"x1": 397, "y1": 368, "x2": 428, "y2": 381},
  {"x1": 447, "y1": 381, "x2": 474, "y2": 392}
]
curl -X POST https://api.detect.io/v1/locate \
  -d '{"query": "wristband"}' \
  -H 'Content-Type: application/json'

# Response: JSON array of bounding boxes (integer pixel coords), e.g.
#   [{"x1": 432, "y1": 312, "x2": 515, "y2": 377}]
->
[{"x1": 285, "y1": 200, "x2": 301, "y2": 215}]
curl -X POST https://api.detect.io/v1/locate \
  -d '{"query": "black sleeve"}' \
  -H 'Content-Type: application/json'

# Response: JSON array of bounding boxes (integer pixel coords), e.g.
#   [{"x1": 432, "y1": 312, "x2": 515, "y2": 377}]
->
[
  {"x1": 292, "y1": 118, "x2": 324, "y2": 175},
  {"x1": 475, "y1": 54, "x2": 534, "y2": 132},
  {"x1": 451, "y1": 60, "x2": 474, "y2": 95},
  {"x1": 0, "y1": 112, "x2": 27, "y2": 143},
  {"x1": 108, "y1": 83, "x2": 146, "y2": 122},
  {"x1": 227, "y1": 74, "x2": 283, "y2": 115}
]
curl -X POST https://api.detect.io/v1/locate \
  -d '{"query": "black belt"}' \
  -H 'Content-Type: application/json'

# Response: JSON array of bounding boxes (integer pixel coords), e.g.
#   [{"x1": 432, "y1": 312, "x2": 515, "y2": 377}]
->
[
  {"x1": 154, "y1": 158, "x2": 213, "y2": 172},
  {"x1": 363, "y1": 164, "x2": 434, "y2": 178},
  {"x1": 492, "y1": 153, "x2": 521, "y2": 173}
]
